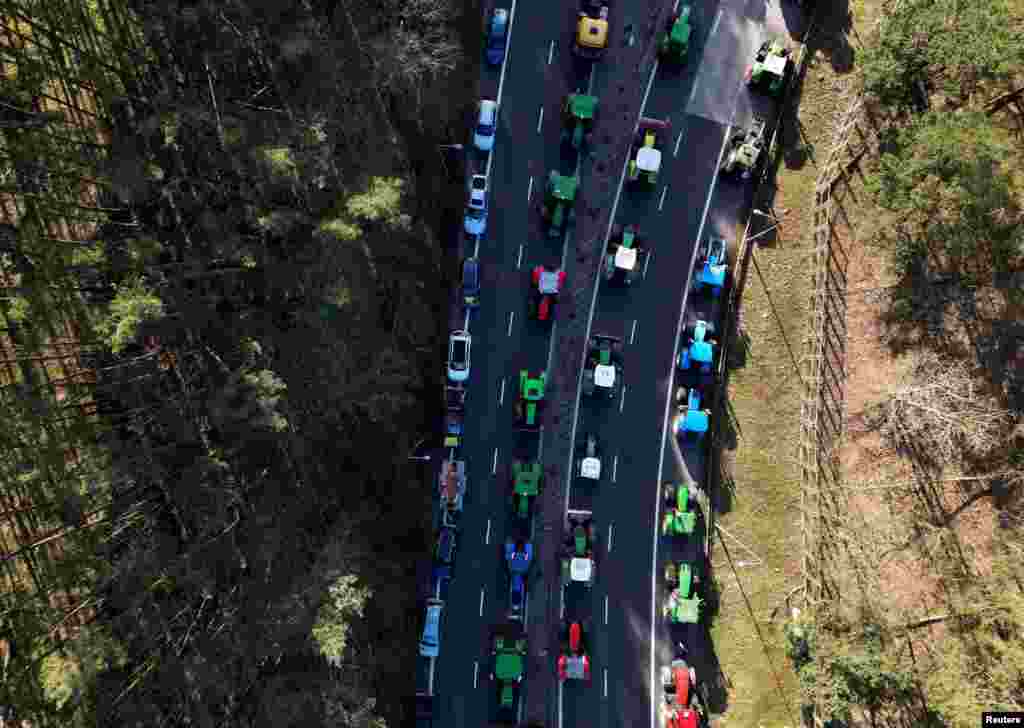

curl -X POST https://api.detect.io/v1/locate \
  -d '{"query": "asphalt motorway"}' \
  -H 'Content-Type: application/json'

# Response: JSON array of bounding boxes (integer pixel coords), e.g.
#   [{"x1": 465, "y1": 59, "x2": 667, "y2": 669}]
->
[
  {"x1": 430, "y1": 0, "x2": 603, "y2": 725},
  {"x1": 562, "y1": 0, "x2": 800, "y2": 726}
]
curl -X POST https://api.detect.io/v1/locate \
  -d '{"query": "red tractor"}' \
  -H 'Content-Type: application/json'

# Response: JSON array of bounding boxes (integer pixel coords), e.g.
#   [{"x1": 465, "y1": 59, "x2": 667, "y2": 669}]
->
[
  {"x1": 557, "y1": 620, "x2": 591, "y2": 682},
  {"x1": 659, "y1": 648, "x2": 704, "y2": 727},
  {"x1": 530, "y1": 265, "x2": 567, "y2": 321}
]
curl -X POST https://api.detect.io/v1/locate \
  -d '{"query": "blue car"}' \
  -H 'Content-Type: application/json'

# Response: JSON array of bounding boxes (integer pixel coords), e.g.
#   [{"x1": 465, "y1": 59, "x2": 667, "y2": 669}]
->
[
  {"x1": 462, "y1": 257, "x2": 481, "y2": 309},
  {"x1": 486, "y1": 9, "x2": 509, "y2": 66}
]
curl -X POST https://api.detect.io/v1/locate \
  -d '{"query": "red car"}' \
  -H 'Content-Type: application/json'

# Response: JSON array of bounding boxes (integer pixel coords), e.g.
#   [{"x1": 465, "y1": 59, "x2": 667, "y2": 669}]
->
[{"x1": 530, "y1": 265, "x2": 567, "y2": 321}]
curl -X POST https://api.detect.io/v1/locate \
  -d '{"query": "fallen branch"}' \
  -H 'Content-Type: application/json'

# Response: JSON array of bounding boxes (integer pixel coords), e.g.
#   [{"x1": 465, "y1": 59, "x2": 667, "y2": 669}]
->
[{"x1": 900, "y1": 605, "x2": 1008, "y2": 631}]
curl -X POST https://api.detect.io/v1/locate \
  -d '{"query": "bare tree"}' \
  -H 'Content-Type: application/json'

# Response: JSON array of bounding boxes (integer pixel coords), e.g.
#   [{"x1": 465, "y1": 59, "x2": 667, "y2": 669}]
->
[{"x1": 878, "y1": 351, "x2": 1012, "y2": 468}]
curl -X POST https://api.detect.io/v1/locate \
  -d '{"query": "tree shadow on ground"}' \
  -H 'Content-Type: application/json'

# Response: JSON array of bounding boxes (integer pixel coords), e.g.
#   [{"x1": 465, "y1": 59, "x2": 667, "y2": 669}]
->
[
  {"x1": 694, "y1": 590, "x2": 731, "y2": 715},
  {"x1": 806, "y1": 0, "x2": 855, "y2": 74}
]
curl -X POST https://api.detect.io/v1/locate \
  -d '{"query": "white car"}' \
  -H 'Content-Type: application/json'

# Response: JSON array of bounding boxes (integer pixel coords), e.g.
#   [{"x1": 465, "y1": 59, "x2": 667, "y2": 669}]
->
[
  {"x1": 464, "y1": 175, "x2": 488, "y2": 236},
  {"x1": 474, "y1": 99, "x2": 498, "y2": 152},
  {"x1": 419, "y1": 599, "x2": 443, "y2": 657},
  {"x1": 447, "y1": 330, "x2": 471, "y2": 383}
]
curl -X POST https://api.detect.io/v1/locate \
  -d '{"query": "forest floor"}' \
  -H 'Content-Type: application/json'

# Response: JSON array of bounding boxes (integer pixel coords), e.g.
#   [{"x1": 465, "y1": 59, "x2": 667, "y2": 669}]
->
[{"x1": 707, "y1": 0, "x2": 883, "y2": 725}]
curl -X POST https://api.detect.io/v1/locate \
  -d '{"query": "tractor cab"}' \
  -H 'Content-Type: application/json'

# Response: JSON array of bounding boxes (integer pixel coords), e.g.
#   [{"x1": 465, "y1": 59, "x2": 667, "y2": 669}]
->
[
  {"x1": 575, "y1": 432, "x2": 602, "y2": 482},
  {"x1": 515, "y1": 370, "x2": 547, "y2": 431},
  {"x1": 562, "y1": 510, "x2": 596, "y2": 587},
  {"x1": 674, "y1": 386, "x2": 710, "y2": 439},
  {"x1": 544, "y1": 171, "x2": 579, "y2": 238},
  {"x1": 563, "y1": 92, "x2": 599, "y2": 150},
  {"x1": 582, "y1": 334, "x2": 624, "y2": 399},
  {"x1": 531, "y1": 265, "x2": 567, "y2": 321},
  {"x1": 511, "y1": 460, "x2": 542, "y2": 520},
  {"x1": 658, "y1": 5, "x2": 692, "y2": 63},
  {"x1": 627, "y1": 117, "x2": 670, "y2": 185},
  {"x1": 604, "y1": 224, "x2": 647, "y2": 285},
  {"x1": 663, "y1": 582, "x2": 702, "y2": 624},
  {"x1": 746, "y1": 39, "x2": 792, "y2": 96},
  {"x1": 678, "y1": 320, "x2": 717, "y2": 374}
]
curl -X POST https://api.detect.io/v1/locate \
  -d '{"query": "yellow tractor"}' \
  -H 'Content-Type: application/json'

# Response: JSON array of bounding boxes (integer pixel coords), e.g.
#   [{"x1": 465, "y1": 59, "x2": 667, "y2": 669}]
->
[{"x1": 573, "y1": 0, "x2": 609, "y2": 60}]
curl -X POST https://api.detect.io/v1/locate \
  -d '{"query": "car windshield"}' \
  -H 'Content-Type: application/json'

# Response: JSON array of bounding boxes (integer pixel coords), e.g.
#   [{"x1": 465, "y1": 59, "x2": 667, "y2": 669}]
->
[{"x1": 452, "y1": 340, "x2": 467, "y2": 363}]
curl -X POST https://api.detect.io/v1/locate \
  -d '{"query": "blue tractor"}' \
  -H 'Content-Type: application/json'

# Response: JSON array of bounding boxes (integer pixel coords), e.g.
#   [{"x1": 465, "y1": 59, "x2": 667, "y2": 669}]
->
[
  {"x1": 677, "y1": 320, "x2": 717, "y2": 374},
  {"x1": 692, "y1": 237, "x2": 729, "y2": 297},
  {"x1": 505, "y1": 540, "x2": 533, "y2": 619},
  {"x1": 673, "y1": 386, "x2": 710, "y2": 440}
]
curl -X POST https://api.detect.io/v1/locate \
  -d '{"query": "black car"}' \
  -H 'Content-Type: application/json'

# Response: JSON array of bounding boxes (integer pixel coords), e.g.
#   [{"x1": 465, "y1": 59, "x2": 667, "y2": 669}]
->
[
  {"x1": 434, "y1": 526, "x2": 458, "y2": 565},
  {"x1": 485, "y1": 8, "x2": 509, "y2": 66},
  {"x1": 462, "y1": 257, "x2": 481, "y2": 309}
]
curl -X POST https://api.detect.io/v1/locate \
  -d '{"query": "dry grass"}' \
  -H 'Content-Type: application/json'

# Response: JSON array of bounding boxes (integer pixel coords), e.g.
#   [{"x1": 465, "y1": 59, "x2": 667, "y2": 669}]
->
[{"x1": 707, "y1": 1, "x2": 886, "y2": 726}]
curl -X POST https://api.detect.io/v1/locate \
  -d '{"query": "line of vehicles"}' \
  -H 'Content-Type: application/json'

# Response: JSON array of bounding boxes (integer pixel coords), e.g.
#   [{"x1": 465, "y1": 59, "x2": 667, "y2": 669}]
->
[
  {"x1": 421, "y1": 0, "x2": 797, "y2": 722},
  {"x1": 651, "y1": 32, "x2": 795, "y2": 728}
]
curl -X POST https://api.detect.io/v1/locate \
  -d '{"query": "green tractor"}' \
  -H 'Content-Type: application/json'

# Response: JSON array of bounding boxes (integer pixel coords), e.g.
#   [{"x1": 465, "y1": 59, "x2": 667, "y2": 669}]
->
[
  {"x1": 491, "y1": 624, "x2": 527, "y2": 717},
  {"x1": 626, "y1": 117, "x2": 670, "y2": 186},
  {"x1": 661, "y1": 481, "x2": 702, "y2": 536},
  {"x1": 663, "y1": 561, "x2": 703, "y2": 624},
  {"x1": 543, "y1": 171, "x2": 579, "y2": 238},
  {"x1": 515, "y1": 370, "x2": 546, "y2": 431},
  {"x1": 511, "y1": 460, "x2": 542, "y2": 521},
  {"x1": 745, "y1": 39, "x2": 792, "y2": 97},
  {"x1": 562, "y1": 92, "x2": 599, "y2": 151},
  {"x1": 658, "y1": 5, "x2": 693, "y2": 64},
  {"x1": 582, "y1": 334, "x2": 623, "y2": 399},
  {"x1": 604, "y1": 224, "x2": 647, "y2": 286},
  {"x1": 561, "y1": 510, "x2": 596, "y2": 588}
]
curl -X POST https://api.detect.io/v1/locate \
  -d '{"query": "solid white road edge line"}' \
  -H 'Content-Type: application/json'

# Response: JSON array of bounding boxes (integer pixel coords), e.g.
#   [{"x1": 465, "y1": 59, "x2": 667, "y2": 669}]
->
[
  {"x1": 630, "y1": 319, "x2": 638, "y2": 345},
  {"x1": 473, "y1": 233, "x2": 481, "y2": 259},
  {"x1": 465, "y1": 309, "x2": 470, "y2": 331},
  {"x1": 658, "y1": 185, "x2": 668, "y2": 211},
  {"x1": 428, "y1": 656, "x2": 435, "y2": 694},
  {"x1": 537, "y1": 105, "x2": 544, "y2": 133},
  {"x1": 492, "y1": 447, "x2": 498, "y2": 474},
  {"x1": 557, "y1": 683, "x2": 564, "y2": 728},
  {"x1": 566, "y1": 57, "x2": 658, "y2": 518},
  {"x1": 612, "y1": 454, "x2": 618, "y2": 483},
  {"x1": 648, "y1": 124, "x2": 732, "y2": 728},
  {"x1": 499, "y1": 378, "x2": 505, "y2": 405}
]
